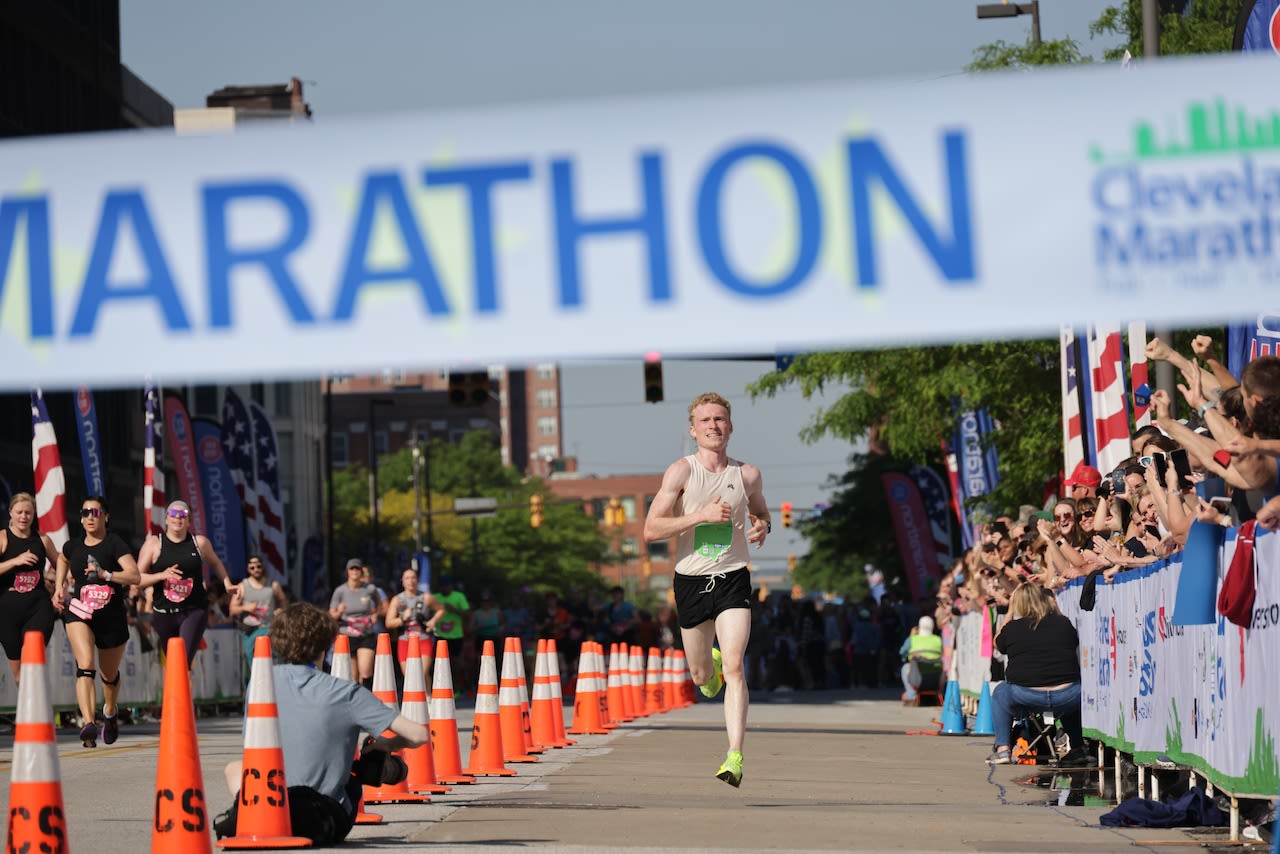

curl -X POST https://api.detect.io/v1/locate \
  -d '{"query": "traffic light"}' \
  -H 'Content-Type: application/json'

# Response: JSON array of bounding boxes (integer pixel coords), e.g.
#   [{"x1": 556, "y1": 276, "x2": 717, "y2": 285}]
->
[
  {"x1": 448, "y1": 371, "x2": 490, "y2": 406},
  {"x1": 529, "y1": 494, "x2": 543, "y2": 528},
  {"x1": 643, "y1": 359, "x2": 663, "y2": 403},
  {"x1": 607, "y1": 497, "x2": 625, "y2": 527},
  {"x1": 781, "y1": 501, "x2": 793, "y2": 528},
  {"x1": 788, "y1": 554, "x2": 797, "y2": 572},
  {"x1": 642, "y1": 555, "x2": 652, "y2": 577}
]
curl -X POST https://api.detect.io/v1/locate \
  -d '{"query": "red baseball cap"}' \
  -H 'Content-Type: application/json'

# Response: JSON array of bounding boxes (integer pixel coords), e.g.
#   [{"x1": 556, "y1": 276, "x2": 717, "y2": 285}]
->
[{"x1": 1065, "y1": 462, "x2": 1102, "y2": 489}]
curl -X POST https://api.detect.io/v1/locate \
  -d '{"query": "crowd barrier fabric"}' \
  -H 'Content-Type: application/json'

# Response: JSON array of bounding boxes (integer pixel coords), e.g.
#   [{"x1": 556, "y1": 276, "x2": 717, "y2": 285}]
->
[
  {"x1": 950, "y1": 527, "x2": 1279, "y2": 797},
  {"x1": 0, "y1": 624, "x2": 243, "y2": 711}
]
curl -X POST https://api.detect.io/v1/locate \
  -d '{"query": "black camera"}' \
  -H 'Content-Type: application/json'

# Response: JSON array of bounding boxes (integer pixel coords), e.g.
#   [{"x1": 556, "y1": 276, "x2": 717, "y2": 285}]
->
[{"x1": 353, "y1": 745, "x2": 408, "y2": 787}]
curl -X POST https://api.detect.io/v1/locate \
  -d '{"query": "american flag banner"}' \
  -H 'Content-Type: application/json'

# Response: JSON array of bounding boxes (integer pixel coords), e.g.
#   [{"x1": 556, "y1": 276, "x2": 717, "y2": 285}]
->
[
  {"x1": 30, "y1": 389, "x2": 69, "y2": 553},
  {"x1": 249, "y1": 401, "x2": 287, "y2": 585},
  {"x1": 1060, "y1": 327, "x2": 1087, "y2": 479},
  {"x1": 909, "y1": 465, "x2": 954, "y2": 572},
  {"x1": 1086, "y1": 323, "x2": 1131, "y2": 476},
  {"x1": 221, "y1": 388, "x2": 259, "y2": 557},
  {"x1": 144, "y1": 383, "x2": 167, "y2": 535},
  {"x1": 1127, "y1": 322, "x2": 1151, "y2": 430}
]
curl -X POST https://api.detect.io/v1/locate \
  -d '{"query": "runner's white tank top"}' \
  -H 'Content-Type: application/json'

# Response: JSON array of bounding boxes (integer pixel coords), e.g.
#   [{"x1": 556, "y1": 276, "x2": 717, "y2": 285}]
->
[{"x1": 674, "y1": 455, "x2": 751, "y2": 577}]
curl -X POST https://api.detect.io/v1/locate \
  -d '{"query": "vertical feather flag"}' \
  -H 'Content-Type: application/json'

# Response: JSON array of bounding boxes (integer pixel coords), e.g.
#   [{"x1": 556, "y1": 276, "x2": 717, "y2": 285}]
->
[
  {"x1": 1087, "y1": 324, "x2": 1131, "y2": 476},
  {"x1": 221, "y1": 389, "x2": 259, "y2": 557},
  {"x1": 144, "y1": 383, "x2": 167, "y2": 535},
  {"x1": 1060, "y1": 327, "x2": 1086, "y2": 479},
  {"x1": 249, "y1": 401, "x2": 288, "y2": 586},
  {"x1": 73, "y1": 387, "x2": 106, "y2": 496},
  {"x1": 30, "y1": 390, "x2": 69, "y2": 553}
]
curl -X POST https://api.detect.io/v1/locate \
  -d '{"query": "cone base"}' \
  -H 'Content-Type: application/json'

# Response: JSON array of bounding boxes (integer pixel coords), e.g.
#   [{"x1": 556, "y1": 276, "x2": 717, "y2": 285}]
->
[
  {"x1": 504, "y1": 754, "x2": 540, "y2": 763},
  {"x1": 462, "y1": 767, "x2": 517, "y2": 776},
  {"x1": 217, "y1": 835, "x2": 312, "y2": 850},
  {"x1": 354, "y1": 812, "x2": 383, "y2": 824},
  {"x1": 435, "y1": 773, "x2": 477, "y2": 784},
  {"x1": 363, "y1": 792, "x2": 432, "y2": 804},
  {"x1": 409, "y1": 784, "x2": 451, "y2": 794},
  {"x1": 566, "y1": 727, "x2": 609, "y2": 735}
]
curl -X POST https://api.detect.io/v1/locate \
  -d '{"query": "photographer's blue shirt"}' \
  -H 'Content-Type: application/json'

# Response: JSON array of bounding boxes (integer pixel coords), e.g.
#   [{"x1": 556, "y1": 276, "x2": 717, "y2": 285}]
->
[{"x1": 272, "y1": 663, "x2": 397, "y2": 812}]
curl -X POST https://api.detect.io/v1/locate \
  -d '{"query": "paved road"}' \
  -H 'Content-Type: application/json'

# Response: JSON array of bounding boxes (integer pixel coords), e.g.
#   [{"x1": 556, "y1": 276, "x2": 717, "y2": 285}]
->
[{"x1": 0, "y1": 689, "x2": 1239, "y2": 852}]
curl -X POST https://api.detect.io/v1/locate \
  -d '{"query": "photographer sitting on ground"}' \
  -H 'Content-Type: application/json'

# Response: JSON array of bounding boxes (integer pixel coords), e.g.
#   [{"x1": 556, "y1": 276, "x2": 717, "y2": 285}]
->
[
  {"x1": 215, "y1": 602, "x2": 429, "y2": 845},
  {"x1": 986, "y1": 584, "x2": 1088, "y2": 767}
]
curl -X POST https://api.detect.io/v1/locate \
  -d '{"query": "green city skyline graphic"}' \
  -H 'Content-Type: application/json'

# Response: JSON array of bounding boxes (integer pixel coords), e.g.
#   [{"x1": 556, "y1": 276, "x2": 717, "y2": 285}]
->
[{"x1": 1089, "y1": 98, "x2": 1280, "y2": 164}]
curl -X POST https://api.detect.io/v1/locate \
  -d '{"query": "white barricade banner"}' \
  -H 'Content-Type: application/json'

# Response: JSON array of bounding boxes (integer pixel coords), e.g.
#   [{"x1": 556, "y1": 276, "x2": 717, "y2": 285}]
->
[
  {"x1": 952, "y1": 610, "x2": 987, "y2": 699},
  {"x1": 1061, "y1": 529, "x2": 1280, "y2": 797},
  {"x1": 0, "y1": 624, "x2": 242, "y2": 711},
  {"x1": 1, "y1": 54, "x2": 1279, "y2": 389}
]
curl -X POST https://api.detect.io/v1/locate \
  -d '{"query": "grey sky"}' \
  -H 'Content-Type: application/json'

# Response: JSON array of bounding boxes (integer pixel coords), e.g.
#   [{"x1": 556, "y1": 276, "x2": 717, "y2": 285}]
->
[{"x1": 118, "y1": 0, "x2": 1119, "y2": 571}]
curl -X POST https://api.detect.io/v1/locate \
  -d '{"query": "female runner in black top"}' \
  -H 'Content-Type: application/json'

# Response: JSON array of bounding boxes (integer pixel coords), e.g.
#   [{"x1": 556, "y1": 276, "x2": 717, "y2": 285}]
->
[
  {"x1": 0, "y1": 492, "x2": 58, "y2": 685},
  {"x1": 54, "y1": 496, "x2": 141, "y2": 748},
  {"x1": 136, "y1": 499, "x2": 235, "y2": 668}
]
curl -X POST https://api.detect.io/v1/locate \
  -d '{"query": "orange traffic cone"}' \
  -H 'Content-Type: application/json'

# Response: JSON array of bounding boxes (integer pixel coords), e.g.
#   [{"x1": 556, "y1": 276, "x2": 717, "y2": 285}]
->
[
  {"x1": 662, "y1": 648, "x2": 680, "y2": 710},
  {"x1": 530, "y1": 640, "x2": 562, "y2": 749},
  {"x1": 329, "y1": 634, "x2": 383, "y2": 824},
  {"x1": 498, "y1": 638, "x2": 539, "y2": 763},
  {"x1": 645, "y1": 647, "x2": 666, "y2": 714},
  {"x1": 674, "y1": 650, "x2": 695, "y2": 707},
  {"x1": 150, "y1": 636, "x2": 216, "y2": 853},
  {"x1": 330, "y1": 634, "x2": 353, "y2": 681},
  {"x1": 400, "y1": 635, "x2": 450, "y2": 795},
  {"x1": 628, "y1": 645, "x2": 648, "y2": 719},
  {"x1": 7, "y1": 631, "x2": 68, "y2": 854},
  {"x1": 463, "y1": 640, "x2": 516, "y2": 776},
  {"x1": 606, "y1": 643, "x2": 633, "y2": 723},
  {"x1": 429, "y1": 639, "x2": 476, "y2": 784},
  {"x1": 568, "y1": 643, "x2": 609, "y2": 735},
  {"x1": 512, "y1": 637, "x2": 542, "y2": 756},
  {"x1": 363, "y1": 634, "x2": 431, "y2": 804},
  {"x1": 547, "y1": 639, "x2": 575, "y2": 745},
  {"x1": 216, "y1": 635, "x2": 310, "y2": 850},
  {"x1": 618, "y1": 644, "x2": 637, "y2": 721},
  {"x1": 591, "y1": 644, "x2": 618, "y2": 730}
]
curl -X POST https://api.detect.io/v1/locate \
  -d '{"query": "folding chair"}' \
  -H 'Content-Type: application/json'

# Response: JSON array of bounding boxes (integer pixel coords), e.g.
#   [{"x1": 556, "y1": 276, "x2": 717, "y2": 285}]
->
[
  {"x1": 1018, "y1": 712, "x2": 1065, "y2": 764},
  {"x1": 911, "y1": 663, "x2": 944, "y2": 707}
]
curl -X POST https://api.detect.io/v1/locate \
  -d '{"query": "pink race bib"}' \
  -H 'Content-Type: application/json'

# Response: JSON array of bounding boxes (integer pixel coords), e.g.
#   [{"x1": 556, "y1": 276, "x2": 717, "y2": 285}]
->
[
  {"x1": 69, "y1": 584, "x2": 113, "y2": 620},
  {"x1": 11, "y1": 570, "x2": 39, "y2": 594},
  {"x1": 163, "y1": 577, "x2": 194, "y2": 603}
]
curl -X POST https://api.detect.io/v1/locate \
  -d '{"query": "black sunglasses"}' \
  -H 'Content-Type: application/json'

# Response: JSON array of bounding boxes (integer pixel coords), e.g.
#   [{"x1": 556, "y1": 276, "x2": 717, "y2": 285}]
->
[{"x1": 80, "y1": 507, "x2": 104, "y2": 518}]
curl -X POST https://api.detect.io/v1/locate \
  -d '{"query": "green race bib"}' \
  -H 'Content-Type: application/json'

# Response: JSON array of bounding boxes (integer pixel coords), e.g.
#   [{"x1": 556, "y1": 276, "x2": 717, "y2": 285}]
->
[{"x1": 693, "y1": 522, "x2": 733, "y2": 560}]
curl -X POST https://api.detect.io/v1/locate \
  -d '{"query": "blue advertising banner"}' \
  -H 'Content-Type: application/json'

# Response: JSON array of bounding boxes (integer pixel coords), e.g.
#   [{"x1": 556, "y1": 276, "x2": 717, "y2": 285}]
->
[
  {"x1": 952, "y1": 404, "x2": 1000, "y2": 548},
  {"x1": 193, "y1": 418, "x2": 248, "y2": 581},
  {"x1": 72, "y1": 387, "x2": 105, "y2": 496}
]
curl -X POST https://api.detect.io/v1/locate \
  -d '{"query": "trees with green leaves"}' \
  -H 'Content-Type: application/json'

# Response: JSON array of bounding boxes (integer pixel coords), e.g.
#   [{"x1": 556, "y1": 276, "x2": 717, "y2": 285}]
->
[{"x1": 330, "y1": 430, "x2": 606, "y2": 600}]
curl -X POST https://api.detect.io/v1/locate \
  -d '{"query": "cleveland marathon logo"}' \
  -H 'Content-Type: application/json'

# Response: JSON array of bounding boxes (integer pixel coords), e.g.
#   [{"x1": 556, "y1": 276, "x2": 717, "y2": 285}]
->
[{"x1": 1088, "y1": 98, "x2": 1280, "y2": 291}]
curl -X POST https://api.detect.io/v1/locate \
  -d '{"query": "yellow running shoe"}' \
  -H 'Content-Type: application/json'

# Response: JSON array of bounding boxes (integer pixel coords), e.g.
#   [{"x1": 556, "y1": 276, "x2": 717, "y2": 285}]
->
[
  {"x1": 716, "y1": 750, "x2": 743, "y2": 787},
  {"x1": 699, "y1": 647, "x2": 724, "y2": 698}
]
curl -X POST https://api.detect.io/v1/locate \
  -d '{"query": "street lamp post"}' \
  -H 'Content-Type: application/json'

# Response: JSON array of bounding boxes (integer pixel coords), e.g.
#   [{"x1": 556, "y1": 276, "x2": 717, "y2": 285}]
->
[{"x1": 976, "y1": 1, "x2": 1041, "y2": 48}]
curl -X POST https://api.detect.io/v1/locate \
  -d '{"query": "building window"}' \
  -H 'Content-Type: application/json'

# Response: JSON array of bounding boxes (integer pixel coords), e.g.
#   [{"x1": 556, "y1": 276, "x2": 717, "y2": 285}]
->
[
  {"x1": 332, "y1": 433, "x2": 349, "y2": 468},
  {"x1": 274, "y1": 382, "x2": 292, "y2": 417},
  {"x1": 537, "y1": 443, "x2": 558, "y2": 459},
  {"x1": 536, "y1": 416, "x2": 557, "y2": 436},
  {"x1": 535, "y1": 363, "x2": 556, "y2": 380},
  {"x1": 374, "y1": 431, "x2": 388, "y2": 456},
  {"x1": 592, "y1": 498, "x2": 608, "y2": 522},
  {"x1": 621, "y1": 537, "x2": 638, "y2": 556},
  {"x1": 647, "y1": 540, "x2": 670, "y2": 560},
  {"x1": 619, "y1": 497, "x2": 636, "y2": 522},
  {"x1": 535, "y1": 388, "x2": 557, "y2": 408}
]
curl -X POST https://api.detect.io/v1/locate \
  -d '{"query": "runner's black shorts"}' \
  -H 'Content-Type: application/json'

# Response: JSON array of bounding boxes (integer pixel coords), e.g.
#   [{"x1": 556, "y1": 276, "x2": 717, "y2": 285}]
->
[{"x1": 673, "y1": 567, "x2": 752, "y2": 630}]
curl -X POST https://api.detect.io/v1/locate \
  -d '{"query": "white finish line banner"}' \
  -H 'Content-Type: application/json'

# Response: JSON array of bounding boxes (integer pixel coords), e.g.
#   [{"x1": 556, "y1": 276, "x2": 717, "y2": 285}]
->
[{"x1": 1, "y1": 54, "x2": 1278, "y2": 389}]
